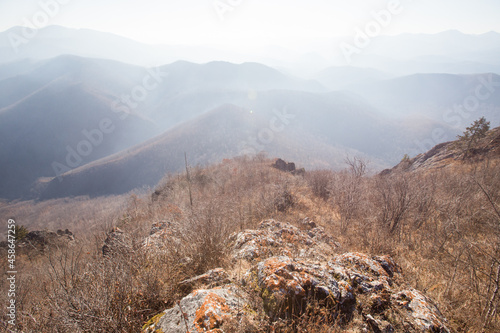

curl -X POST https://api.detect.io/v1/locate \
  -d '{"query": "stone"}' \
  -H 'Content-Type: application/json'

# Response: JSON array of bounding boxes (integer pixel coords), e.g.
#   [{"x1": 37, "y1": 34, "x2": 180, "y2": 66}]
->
[
  {"x1": 143, "y1": 220, "x2": 451, "y2": 332},
  {"x1": 142, "y1": 220, "x2": 183, "y2": 252},
  {"x1": 393, "y1": 289, "x2": 450, "y2": 332},
  {"x1": 230, "y1": 219, "x2": 339, "y2": 262},
  {"x1": 300, "y1": 217, "x2": 317, "y2": 229},
  {"x1": 15, "y1": 229, "x2": 75, "y2": 249},
  {"x1": 142, "y1": 287, "x2": 248, "y2": 333},
  {"x1": 273, "y1": 158, "x2": 296, "y2": 173},
  {"x1": 102, "y1": 227, "x2": 131, "y2": 257}
]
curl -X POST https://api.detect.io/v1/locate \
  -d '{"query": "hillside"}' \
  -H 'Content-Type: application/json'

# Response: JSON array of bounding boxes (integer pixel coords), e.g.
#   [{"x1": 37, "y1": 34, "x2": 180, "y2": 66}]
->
[
  {"x1": 37, "y1": 103, "x2": 383, "y2": 199},
  {"x1": 383, "y1": 125, "x2": 500, "y2": 174},
  {"x1": 0, "y1": 56, "x2": 326, "y2": 199},
  {"x1": 349, "y1": 73, "x2": 500, "y2": 123},
  {"x1": 0, "y1": 56, "x2": 160, "y2": 199},
  {"x1": 38, "y1": 87, "x2": 456, "y2": 199},
  {"x1": 3, "y1": 150, "x2": 500, "y2": 332},
  {"x1": 1, "y1": 53, "x2": 499, "y2": 200}
]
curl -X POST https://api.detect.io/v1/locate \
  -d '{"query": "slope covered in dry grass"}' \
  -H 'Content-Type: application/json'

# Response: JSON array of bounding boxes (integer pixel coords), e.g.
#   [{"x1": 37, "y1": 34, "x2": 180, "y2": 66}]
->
[{"x1": 1, "y1": 143, "x2": 499, "y2": 331}]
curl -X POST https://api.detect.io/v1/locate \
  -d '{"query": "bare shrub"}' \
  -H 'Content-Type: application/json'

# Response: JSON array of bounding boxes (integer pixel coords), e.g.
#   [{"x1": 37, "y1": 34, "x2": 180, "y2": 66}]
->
[
  {"x1": 306, "y1": 170, "x2": 332, "y2": 201},
  {"x1": 373, "y1": 173, "x2": 414, "y2": 235},
  {"x1": 329, "y1": 157, "x2": 367, "y2": 232}
]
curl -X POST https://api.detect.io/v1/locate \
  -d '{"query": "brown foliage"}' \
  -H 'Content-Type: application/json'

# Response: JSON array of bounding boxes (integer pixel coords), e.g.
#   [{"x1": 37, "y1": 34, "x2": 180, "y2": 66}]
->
[{"x1": 2, "y1": 156, "x2": 500, "y2": 332}]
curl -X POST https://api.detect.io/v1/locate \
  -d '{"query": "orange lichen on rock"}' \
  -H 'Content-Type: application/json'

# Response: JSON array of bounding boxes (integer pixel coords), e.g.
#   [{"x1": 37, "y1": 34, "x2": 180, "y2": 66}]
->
[
  {"x1": 142, "y1": 219, "x2": 450, "y2": 333},
  {"x1": 393, "y1": 289, "x2": 450, "y2": 332},
  {"x1": 194, "y1": 292, "x2": 230, "y2": 332}
]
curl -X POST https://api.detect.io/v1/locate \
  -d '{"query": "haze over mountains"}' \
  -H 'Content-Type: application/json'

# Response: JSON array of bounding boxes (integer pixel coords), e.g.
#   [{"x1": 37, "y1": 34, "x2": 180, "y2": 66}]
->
[
  {"x1": 2, "y1": 25, "x2": 500, "y2": 75},
  {"x1": 1, "y1": 26, "x2": 499, "y2": 200}
]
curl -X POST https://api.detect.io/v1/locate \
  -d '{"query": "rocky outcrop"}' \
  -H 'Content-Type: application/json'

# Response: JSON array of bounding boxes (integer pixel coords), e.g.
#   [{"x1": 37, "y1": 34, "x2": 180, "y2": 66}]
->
[
  {"x1": 24, "y1": 230, "x2": 72, "y2": 244},
  {"x1": 141, "y1": 219, "x2": 451, "y2": 333},
  {"x1": 142, "y1": 220, "x2": 183, "y2": 251},
  {"x1": 102, "y1": 227, "x2": 131, "y2": 257},
  {"x1": 142, "y1": 286, "x2": 249, "y2": 333},
  {"x1": 273, "y1": 158, "x2": 296, "y2": 173},
  {"x1": 231, "y1": 219, "x2": 339, "y2": 262},
  {"x1": 381, "y1": 126, "x2": 500, "y2": 175},
  {"x1": 9, "y1": 229, "x2": 75, "y2": 251},
  {"x1": 272, "y1": 158, "x2": 305, "y2": 176}
]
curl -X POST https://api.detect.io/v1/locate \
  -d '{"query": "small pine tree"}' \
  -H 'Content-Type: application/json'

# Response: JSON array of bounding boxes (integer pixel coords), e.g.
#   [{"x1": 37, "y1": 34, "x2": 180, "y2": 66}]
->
[
  {"x1": 456, "y1": 117, "x2": 490, "y2": 159},
  {"x1": 15, "y1": 225, "x2": 28, "y2": 241}
]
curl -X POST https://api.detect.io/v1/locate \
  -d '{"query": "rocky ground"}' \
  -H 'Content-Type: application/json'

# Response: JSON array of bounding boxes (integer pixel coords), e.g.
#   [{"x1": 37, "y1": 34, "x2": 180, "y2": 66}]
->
[
  {"x1": 382, "y1": 126, "x2": 500, "y2": 174},
  {"x1": 137, "y1": 219, "x2": 451, "y2": 333}
]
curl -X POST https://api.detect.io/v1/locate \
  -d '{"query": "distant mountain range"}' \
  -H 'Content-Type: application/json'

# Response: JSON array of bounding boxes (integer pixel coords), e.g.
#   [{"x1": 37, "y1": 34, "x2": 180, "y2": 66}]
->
[
  {"x1": 0, "y1": 26, "x2": 499, "y2": 200},
  {"x1": 2, "y1": 26, "x2": 500, "y2": 75}
]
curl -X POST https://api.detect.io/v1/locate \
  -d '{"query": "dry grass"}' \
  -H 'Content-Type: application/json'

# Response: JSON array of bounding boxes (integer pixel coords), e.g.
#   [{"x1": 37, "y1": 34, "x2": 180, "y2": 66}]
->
[
  {"x1": 0, "y1": 194, "x2": 133, "y2": 241},
  {"x1": 1, "y1": 156, "x2": 499, "y2": 332}
]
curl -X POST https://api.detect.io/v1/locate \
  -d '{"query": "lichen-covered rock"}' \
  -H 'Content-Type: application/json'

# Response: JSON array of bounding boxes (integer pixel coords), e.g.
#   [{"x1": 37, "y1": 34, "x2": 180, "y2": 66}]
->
[
  {"x1": 249, "y1": 253, "x2": 450, "y2": 331},
  {"x1": 143, "y1": 220, "x2": 451, "y2": 332},
  {"x1": 143, "y1": 220, "x2": 182, "y2": 250},
  {"x1": 248, "y1": 253, "x2": 397, "y2": 321},
  {"x1": 142, "y1": 287, "x2": 248, "y2": 333},
  {"x1": 230, "y1": 219, "x2": 339, "y2": 262},
  {"x1": 328, "y1": 252, "x2": 398, "y2": 294},
  {"x1": 250, "y1": 255, "x2": 355, "y2": 321},
  {"x1": 393, "y1": 289, "x2": 450, "y2": 332}
]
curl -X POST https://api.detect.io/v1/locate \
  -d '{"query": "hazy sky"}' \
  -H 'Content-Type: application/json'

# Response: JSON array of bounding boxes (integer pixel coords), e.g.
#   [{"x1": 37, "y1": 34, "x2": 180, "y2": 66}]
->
[{"x1": 1, "y1": 0, "x2": 500, "y2": 48}]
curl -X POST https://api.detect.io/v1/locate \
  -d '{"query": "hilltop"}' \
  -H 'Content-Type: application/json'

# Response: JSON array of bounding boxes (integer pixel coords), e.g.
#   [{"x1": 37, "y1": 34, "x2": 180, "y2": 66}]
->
[{"x1": 2, "y1": 147, "x2": 500, "y2": 331}]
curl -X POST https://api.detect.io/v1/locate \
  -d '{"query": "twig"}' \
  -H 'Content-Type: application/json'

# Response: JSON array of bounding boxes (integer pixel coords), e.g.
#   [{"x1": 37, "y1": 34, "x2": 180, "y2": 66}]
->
[
  {"x1": 472, "y1": 176, "x2": 500, "y2": 222},
  {"x1": 185, "y1": 152, "x2": 193, "y2": 208},
  {"x1": 177, "y1": 300, "x2": 190, "y2": 333},
  {"x1": 483, "y1": 263, "x2": 500, "y2": 330}
]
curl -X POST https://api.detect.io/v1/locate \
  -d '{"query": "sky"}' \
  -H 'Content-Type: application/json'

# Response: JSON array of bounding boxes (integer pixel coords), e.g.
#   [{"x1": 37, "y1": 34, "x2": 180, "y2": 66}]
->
[{"x1": 1, "y1": 0, "x2": 500, "y2": 49}]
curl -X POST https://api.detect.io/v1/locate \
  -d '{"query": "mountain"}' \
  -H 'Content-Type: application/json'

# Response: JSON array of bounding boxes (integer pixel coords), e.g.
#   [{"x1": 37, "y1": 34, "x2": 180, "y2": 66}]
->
[
  {"x1": 2, "y1": 26, "x2": 500, "y2": 76},
  {"x1": 335, "y1": 31, "x2": 500, "y2": 75},
  {"x1": 36, "y1": 103, "x2": 373, "y2": 199},
  {"x1": 0, "y1": 25, "x2": 168, "y2": 66},
  {"x1": 2, "y1": 48, "x2": 499, "y2": 200},
  {"x1": 0, "y1": 55, "x2": 326, "y2": 199},
  {"x1": 313, "y1": 66, "x2": 391, "y2": 91},
  {"x1": 348, "y1": 73, "x2": 500, "y2": 125},
  {"x1": 0, "y1": 25, "x2": 288, "y2": 67},
  {"x1": 38, "y1": 89, "x2": 452, "y2": 199},
  {"x1": 0, "y1": 56, "x2": 159, "y2": 199},
  {"x1": 367, "y1": 30, "x2": 500, "y2": 63}
]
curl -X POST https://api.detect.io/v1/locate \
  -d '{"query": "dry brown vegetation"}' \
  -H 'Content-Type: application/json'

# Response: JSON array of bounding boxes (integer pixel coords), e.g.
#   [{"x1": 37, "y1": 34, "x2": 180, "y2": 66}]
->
[
  {"x1": 0, "y1": 194, "x2": 133, "y2": 240},
  {"x1": 1, "y1": 154, "x2": 500, "y2": 332}
]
